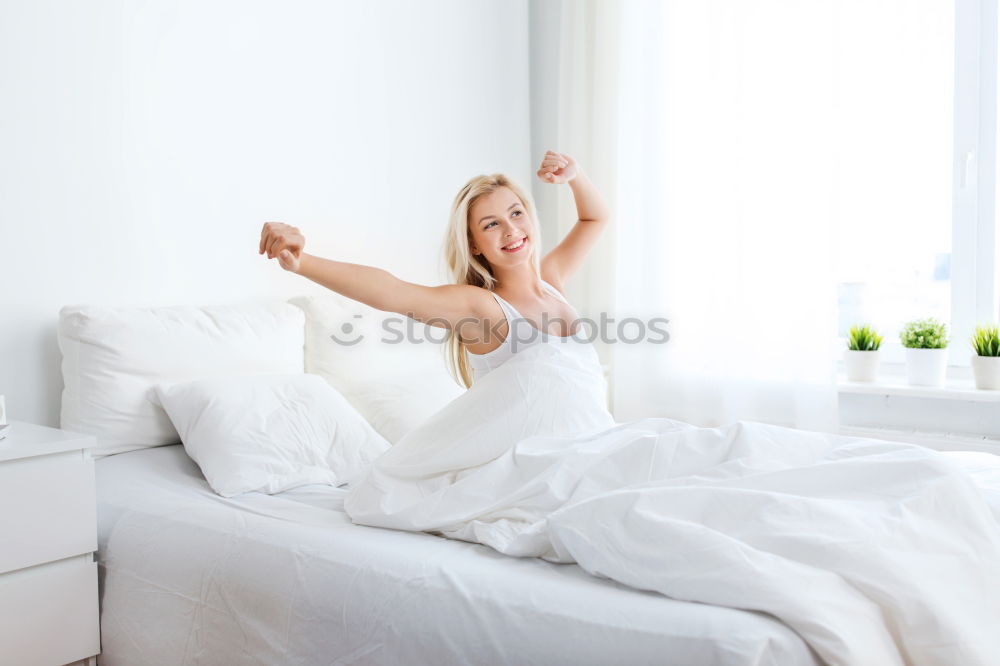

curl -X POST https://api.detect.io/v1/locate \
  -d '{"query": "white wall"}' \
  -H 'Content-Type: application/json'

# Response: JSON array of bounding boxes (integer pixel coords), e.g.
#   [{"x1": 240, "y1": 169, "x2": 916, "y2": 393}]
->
[{"x1": 0, "y1": 0, "x2": 531, "y2": 427}]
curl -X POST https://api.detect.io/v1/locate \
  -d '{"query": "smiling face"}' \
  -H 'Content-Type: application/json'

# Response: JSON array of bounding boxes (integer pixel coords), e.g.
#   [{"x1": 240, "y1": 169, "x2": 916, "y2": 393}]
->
[{"x1": 468, "y1": 187, "x2": 533, "y2": 267}]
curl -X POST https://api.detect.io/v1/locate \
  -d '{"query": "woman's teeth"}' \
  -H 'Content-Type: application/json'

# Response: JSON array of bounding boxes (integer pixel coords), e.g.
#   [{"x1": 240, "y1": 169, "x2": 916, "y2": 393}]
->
[{"x1": 502, "y1": 238, "x2": 526, "y2": 252}]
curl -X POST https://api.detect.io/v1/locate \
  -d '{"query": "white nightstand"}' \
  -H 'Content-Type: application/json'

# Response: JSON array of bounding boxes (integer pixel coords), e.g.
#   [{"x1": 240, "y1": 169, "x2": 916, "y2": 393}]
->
[{"x1": 0, "y1": 421, "x2": 100, "y2": 666}]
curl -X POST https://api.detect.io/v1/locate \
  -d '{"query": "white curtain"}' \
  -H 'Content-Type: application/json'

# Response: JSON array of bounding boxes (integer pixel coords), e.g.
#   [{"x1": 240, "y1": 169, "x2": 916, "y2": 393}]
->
[
  {"x1": 540, "y1": 0, "x2": 622, "y2": 370},
  {"x1": 537, "y1": 0, "x2": 841, "y2": 433}
]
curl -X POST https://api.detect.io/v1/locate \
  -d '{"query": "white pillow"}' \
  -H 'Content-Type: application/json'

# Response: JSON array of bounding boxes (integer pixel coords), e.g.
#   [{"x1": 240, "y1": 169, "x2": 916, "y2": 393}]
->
[
  {"x1": 288, "y1": 294, "x2": 465, "y2": 443},
  {"x1": 154, "y1": 373, "x2": 390, "y2": 497},
  {"x1": 58, "y1": 302, "x2": 305, "y2": 457}
]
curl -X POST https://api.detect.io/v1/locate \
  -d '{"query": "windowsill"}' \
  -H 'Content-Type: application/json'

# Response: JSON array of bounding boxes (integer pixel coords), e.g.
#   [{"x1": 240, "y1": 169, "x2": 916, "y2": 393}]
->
[
  {"x1": 837, "y1": 373, "x2": 1000, "y2": 402},
  {"x1": 838, "y1": 425, "x2": 1000, "y2": 453}
]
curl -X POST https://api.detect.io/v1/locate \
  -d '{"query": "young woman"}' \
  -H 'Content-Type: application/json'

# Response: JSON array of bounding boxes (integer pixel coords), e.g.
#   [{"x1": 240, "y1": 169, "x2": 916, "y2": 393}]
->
[{"x1": 258, "y1": 150, "x2": 610, "y2": 387}]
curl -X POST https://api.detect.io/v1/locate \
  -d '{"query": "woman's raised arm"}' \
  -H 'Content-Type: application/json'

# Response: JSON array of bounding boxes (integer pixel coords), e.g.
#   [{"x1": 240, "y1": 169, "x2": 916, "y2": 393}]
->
[
  {"x1": 535, "y1": 152, "x2": 610, "y2": 287},
  {"x1": 258, "y1": 222, "x2": 491, "y2": 331}
]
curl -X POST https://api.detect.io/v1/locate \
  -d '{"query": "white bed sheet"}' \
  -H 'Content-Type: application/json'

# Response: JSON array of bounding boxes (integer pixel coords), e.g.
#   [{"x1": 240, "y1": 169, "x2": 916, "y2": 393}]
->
[{"x1": 95, "y1": 445, "x2": 820, "y2": 666}]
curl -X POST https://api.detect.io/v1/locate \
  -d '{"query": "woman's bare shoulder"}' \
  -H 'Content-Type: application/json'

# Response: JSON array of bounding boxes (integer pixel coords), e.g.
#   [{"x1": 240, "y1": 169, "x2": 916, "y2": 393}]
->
[
  {"x1": 448, "y1": 284, "x2": 501, "y2": 318},
  {"x1": 445, "y1": 284, "x2": 505, "y2": 348}
]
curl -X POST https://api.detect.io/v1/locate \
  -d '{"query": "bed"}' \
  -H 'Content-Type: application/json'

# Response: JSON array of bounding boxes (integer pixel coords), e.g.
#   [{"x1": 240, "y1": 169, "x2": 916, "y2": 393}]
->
[
  {"x1": 94, "y1": 443, "x2": 820, "y2": 665},
  {"x1": 59, "y1": 298, "x2": 998, "y2": 665}
]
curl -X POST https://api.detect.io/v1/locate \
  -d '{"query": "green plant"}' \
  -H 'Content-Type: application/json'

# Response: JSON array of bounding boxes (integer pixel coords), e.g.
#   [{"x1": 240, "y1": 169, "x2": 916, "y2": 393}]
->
[
  {"x1": 970, "y1": 324, "x2": 1000, "y2": 357},
  {"x1": 899, "y1": 317, "x2": 949, "y2": 349},
  {"x1": 847, "y1": 324, "x2": 882, "y2": 351}
]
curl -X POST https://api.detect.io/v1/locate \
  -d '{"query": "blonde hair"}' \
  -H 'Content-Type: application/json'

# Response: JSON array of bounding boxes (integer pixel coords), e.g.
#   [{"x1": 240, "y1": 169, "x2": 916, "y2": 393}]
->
[{"x1": 442, "y1": 173, "x2": 542, "y2": 388}]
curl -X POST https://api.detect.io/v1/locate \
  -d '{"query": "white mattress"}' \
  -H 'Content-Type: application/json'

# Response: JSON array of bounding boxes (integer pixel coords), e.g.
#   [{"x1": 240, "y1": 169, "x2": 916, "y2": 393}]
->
[{"x1": 95, "y1": 445, "x2": 820, "y2": 665}]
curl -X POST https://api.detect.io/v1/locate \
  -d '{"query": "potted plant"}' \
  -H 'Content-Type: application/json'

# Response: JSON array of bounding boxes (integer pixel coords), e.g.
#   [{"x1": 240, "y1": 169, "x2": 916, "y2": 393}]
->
[
  {"x1": 970, "y1": 324, "x2": 1000, "y2": 390},
  {"x1": 844, "y1": 324, "x2": 882, "y2": 382},
  {"x1": 899, "y1": 317, "x2": 949, "y2": 387}
]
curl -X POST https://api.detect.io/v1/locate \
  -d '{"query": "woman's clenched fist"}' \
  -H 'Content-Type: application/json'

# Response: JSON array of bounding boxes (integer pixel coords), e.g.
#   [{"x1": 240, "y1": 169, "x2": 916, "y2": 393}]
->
[
  {"x1": 536, "y1": 150, "x2": 578, "y2": 184},
  {"x1": 259, "y1": 222, "x2": 305, "y2": 272}
]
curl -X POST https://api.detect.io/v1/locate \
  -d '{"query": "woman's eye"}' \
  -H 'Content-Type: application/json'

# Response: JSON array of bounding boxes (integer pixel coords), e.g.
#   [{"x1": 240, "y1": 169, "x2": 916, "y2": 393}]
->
[
  {"x1": 512, "y1": 210, "x2": 522, "y2": 217},
  {"x1": 485, "y1": 221, "x2": 497, "y2": 229}
]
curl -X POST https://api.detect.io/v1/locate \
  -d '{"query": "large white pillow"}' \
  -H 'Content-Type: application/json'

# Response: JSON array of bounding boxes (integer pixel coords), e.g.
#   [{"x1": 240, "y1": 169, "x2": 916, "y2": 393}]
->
[
  {"x1": 154, "y1": 373, "x2": 389, "y2": 497},
  {"x1": 58, "y1": 302, "x2": 305, "y2": 457},
  {"x1": 288, "y1": 294, "x2": 466, "y2": 443}
]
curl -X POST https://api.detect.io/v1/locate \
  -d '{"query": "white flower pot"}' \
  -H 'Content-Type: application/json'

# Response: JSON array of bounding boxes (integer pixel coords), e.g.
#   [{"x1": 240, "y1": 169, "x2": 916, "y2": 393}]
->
[
  {"x1": 904, "y1": 348, "x2": 948, "y2": 387},
  {"x1": 844, "y1": 350, "x2": 880, "y2": 382},
  {"x1": 971, "y1": 355, "x2": 1000, "y2": 390}
]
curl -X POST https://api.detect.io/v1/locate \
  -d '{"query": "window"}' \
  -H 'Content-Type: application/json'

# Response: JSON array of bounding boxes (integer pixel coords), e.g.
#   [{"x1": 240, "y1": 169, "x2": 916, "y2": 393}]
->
[
  {"x1": 835, "y1": 0, "x2": 1000, "y2": 366},
  {"x1": 833, "y1": 0, "x2": 954, "y2": 348}
]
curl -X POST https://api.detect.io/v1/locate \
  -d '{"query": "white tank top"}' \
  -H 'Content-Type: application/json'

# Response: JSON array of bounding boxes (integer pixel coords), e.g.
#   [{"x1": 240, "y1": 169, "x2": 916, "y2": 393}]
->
[{"x1": 467, "y1": 280, "x2": 598, "y2": 382}]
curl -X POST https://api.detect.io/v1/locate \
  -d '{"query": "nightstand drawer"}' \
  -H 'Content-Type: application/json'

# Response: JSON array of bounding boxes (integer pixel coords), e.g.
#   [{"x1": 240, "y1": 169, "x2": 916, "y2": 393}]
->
[
  {"x1": 0, "y1": 450, "x2": 97, "y2": 574},
  {"x1": 0, "y1": 558, "x2": 99, "y2": 666}
]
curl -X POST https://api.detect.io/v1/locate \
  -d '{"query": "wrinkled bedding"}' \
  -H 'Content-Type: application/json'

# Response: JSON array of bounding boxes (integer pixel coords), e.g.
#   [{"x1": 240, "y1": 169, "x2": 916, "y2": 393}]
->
[
  {"x1": 345, "y1": 343, "x2": 1000, "y2": 666},
  {"x1": 96, "y1": 444, "x2": 821, "y2": 665}
]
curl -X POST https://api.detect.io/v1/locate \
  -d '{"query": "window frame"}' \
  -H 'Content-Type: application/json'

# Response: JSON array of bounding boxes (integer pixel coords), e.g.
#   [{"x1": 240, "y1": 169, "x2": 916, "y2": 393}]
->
[{"x1": 953, "y1": 0, "x2": 1000, "y2": 364}]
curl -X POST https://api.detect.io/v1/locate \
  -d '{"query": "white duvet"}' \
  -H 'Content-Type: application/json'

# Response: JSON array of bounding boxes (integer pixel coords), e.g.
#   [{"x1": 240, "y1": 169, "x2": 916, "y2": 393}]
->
[{"x1": 345, "y1": 342, "x2": 1000, "y2": 666}]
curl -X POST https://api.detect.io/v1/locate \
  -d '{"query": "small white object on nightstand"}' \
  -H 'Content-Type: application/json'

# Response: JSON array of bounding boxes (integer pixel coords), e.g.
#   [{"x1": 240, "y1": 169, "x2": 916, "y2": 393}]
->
[{"x1": 0, "y1": 421, "x2": 101, "y2": 666}]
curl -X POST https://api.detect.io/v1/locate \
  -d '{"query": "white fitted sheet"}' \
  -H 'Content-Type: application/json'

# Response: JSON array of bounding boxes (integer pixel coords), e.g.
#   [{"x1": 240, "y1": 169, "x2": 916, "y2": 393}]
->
[{"x1": 95, "y1": 445, "x2": 820, "y2": 666}]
